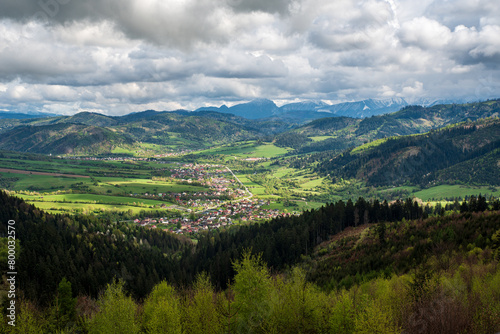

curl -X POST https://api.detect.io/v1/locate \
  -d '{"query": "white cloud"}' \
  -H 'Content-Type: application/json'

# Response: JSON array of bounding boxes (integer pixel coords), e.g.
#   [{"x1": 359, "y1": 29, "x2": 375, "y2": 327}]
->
[
  {"x1": 0, "y1": 0, "x2": 499, "y2": 115},
  {"x1": 400, "y1": 81, "x2": 424, "y2": 97},
  {"x1": 399, "y1": 17, "x2": 452, "y2": 49}
]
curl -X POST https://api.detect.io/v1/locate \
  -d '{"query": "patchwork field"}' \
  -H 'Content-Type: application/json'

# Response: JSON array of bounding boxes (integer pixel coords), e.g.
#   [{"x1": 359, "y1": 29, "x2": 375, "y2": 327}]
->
[{"x1": 196, "y1": 142, "x2": 290, "y2": 158}]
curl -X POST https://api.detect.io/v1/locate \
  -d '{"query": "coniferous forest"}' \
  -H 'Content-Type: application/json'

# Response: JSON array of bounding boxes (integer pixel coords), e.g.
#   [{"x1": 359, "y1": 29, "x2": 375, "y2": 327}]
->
[{"x1": 1, "y1": 190, "x2": 500, "y2": 333}]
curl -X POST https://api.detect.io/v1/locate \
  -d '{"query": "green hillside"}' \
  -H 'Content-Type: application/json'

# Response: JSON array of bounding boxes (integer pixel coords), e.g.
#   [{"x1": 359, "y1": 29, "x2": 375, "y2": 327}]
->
[
  {"x1": 0, "y1": 123, "x2": 134, "y2": 155},
  {"x1": 314, "y1": 118, "x2": 500, "y2": 187},
  {"x1": 0, "y1": 110, "x2": 292, "y2": 154},
  {"x1": 290, "y1": 99, "x2": 500, "y2": 154}
]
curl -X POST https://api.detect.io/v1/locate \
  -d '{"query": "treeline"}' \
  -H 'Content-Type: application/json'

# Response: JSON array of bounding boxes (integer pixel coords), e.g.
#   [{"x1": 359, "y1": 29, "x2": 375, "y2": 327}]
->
[
  {"x1": 1, "y1": 190, "x2": 498, "y2": 309},
  {"x1": 308, "y1": 200, "x2": 500, "y2": 290},
  {"x1": 2, "y1": 247, "x2": 500, "y2": 333},
  {"x1": 273, "y1": 132, "x2": 312, "y2": 149},
  {"x1": 186, "y1": 197, "x2": 428, "y2": 289},
  {"x1": 0, "y1": 191, "x2": 190, "y2": 305},
  {"x1": 0, "y1": 193, "x2": 424, "y2": 302},
  {"x1": 432, "y1": 148, "x2": 500, "y2": 186}
]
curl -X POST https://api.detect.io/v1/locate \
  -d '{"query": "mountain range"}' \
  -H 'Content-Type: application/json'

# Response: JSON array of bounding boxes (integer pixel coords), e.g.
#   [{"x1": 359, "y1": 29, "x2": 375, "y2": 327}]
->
[
  {"x1": 195, "y1": 97, "x2": 463, "y2": 120},
  {"x1": 2, "y1": 97, "x2": 470, "y2": 122},
  {"x1": 0, "y1": 99, "x2": 497, "y2": 158}
]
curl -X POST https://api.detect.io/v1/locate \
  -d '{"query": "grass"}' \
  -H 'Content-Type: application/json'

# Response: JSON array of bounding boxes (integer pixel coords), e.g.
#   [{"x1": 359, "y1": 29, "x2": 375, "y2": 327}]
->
[
  {"x1": 1, "y1": 173, "x2": 89, "y2": 192},
  {"x1": 299, "y1": 177, "x2": 324, "y2": 189},
  {"x1": 17, "y1": 193, "x2": 173, "y2": 206},
  {"x1": 270, "y1": 168, "x2": 295, "y2": 179},
  {"x1": 16, "y1": 192, "x2": 179, "y2": 215},
  {"x1": 195, "y1": 142, "x2": 290, "y2": 158},
  {"x1": 98, "y1": 178, "x2": 209, "y2": 194},
  {"x1": 25, "y1": 201, "x2": 168, "y2": 215},
  {"x1": 413, "y1": 184, "x2": 500, "y2": 201},
  {"x1": 351, "y1": 138, "x2": 389, "y2": 154}
]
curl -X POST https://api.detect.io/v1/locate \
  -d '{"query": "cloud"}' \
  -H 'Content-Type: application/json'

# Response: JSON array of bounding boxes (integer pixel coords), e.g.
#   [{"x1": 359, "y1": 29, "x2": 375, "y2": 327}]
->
[
  {"x1": 226, "y1": 0, "x2": 294, "y2": 15},
  {"x1": 0, "y1": 0, "x2": 499, "y2": 115},
  {"x1": 425, "y1": 0, "x2": 500, "y2": 29},
  {"x1": 0, "y1": 0, "x2": 283, "y2": 49},
  {"x1": 399, "y1": 17, "x2": 452, "y2": 49}
]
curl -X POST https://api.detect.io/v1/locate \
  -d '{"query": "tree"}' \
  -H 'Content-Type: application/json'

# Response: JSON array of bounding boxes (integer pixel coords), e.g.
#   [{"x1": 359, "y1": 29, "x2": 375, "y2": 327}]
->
[
  {"x1": 56, "y1": 277, "x2": 76, "y2": 329},
  {"x1": 377, "y1": 221, "x2": 387, "y2": 245},
  {"x1": 182, "y1": 273, "x2": 222, "y2": 334},
  {"x1": 354, "y1": 300, "x2": 401, "y2": 334},
  {"x1": 267, "y1": 268, "x2": 328, "y2": 333},
  {"x1": 142, "y1": 280, "x2": 181, "y2": 333},
  {"x1": 232, "y1": 250, "x2": 273, "y2": 333},
  {"x1": 87, "y1": 280, "x2": 139, "y2": 334}
]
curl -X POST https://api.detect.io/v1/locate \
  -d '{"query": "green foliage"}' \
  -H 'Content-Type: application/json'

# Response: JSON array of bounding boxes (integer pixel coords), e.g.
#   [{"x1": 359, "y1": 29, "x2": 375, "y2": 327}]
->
[
  {"x1": 354, "y1": 300, "x2": 401, "y2": 334},
  {"x1": 142, "y1": 281, "x2": 181, "y2": 334},
  {"x1": 329, "y1": 289, "x2": 360, "y2": 334},
  {"x1": 232, "y1": 251, "x2": 273, "y2": 333},
  {"x1": 492, "y1": 229, "x2": 500, "y2": 260},
  {"x1": 87, "y1": 280, "x2": 139, "y2": 334},
  {"x1": 266, "y1": 268, "x2": 328, "y2": 333},
  {"x1": 56, "y1": 277, "x2": 76, "y2": 329},
  {"x1": 13, "y1": 300, "x2": 42, "y2": 334},
  {"x1": 181, "y1": 273, "x2": 222, "y2": 334}
]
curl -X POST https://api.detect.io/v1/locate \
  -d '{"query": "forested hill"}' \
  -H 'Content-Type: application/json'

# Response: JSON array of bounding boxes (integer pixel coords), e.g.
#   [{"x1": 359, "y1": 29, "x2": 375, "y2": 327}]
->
[
  {"x1": 0, "y1": 190, "x2": 433, "y2": 303},
  {"x1": 0, "y1": 111, "x2": 293, "y2": 154},
  {"x1": 312, "y1": 117, "x2": 500, "y2": 187},
  {"x1": 287, "y1": 99, "x2": 500, "y2": 154},
  {"x1": 0, "y1": 99, "x2": 498, "y2": 155},
  {"x1": 0, "y1": 191, "x2": 189, "y2": 304},
  {"x1": 0, "y1": 123, "x2": 134, "y2": 155},
  {"x1": 3, "y1": 187, "x2": 499, "y2": 306}
]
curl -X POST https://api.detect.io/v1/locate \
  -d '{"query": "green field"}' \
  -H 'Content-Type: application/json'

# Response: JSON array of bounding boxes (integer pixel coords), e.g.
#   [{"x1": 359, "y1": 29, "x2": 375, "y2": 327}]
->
[
  {"x1": 235, "y1": 174, "x2": 267, "y2": 196},
  {"x1": 0, "y1": 172, "x2": 209, "y2": 195},
  {"x1": 196, "y1": 142, "x2": 290, "y2": 158},
  {"x1": 299, "y1": 177, "x2": 325, "y2": 189},
  {"x1": 98, "y1": 178, "x2": 208, "y2": 194},
  {"x1": 413, "y1": 185, "x2": 500, "y2": 201},
  {"x1": 0, "y1": 172, "x2": 90, "y2": 192},
  {"x1": 20, "y1": 201, "x2": 168, "y2": 215},
  {"x1": 18, "y1": 193, "x2": 173, "y2": 206}
]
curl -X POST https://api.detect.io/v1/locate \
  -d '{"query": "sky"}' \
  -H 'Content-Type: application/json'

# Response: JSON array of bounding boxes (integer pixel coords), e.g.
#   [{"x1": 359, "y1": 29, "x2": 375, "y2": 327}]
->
[{"x1": 0, "y1": 0, "x2": 499, "y2": 115}]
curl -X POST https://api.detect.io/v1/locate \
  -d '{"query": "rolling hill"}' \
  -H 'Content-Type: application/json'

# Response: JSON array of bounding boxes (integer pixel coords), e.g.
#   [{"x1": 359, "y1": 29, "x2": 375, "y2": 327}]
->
[
  {"x1": 0, "y1": 99, "x2": 498, "y2": 156},
  {"x1": 0, "y1": 123, "x2": 134, "y2": 155},
  {"x1": 289, "y1": 99, "x2": 500, "y2": 154},
  {"x1": 0, "y1": 111, "x2": 282, "y2": 154},
  {"x1": 313, "y1": 118, "x2": 500, "y2": 187}
]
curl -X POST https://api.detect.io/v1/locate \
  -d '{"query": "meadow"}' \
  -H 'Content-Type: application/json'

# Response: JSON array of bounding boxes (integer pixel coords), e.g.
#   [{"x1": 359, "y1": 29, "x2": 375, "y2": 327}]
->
[
  {"x1": 1, "y1": 144, "x2": 499, "y2": 218},
  {"x1": 195, "y1": 141, "x2": 290, "y2": 158},
  {"x1": 412, "y1": 184, "x2": 500, "y2": 200}
]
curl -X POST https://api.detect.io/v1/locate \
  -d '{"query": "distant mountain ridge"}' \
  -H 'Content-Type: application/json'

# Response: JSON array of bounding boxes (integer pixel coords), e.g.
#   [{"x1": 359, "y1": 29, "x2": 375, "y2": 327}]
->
[
  {"x1": 195, "y1": 97, "x2": 409, "y2": 119},
  {"x1": 194, "y1": 97, "x2": 464, "y2": 120},
  {"x1": 2, "y1": 97, "x2": 474, "y2": 122},
  {"x1": 0, "y1": 99, "x2": 498, "y2": 155},
  {"x1": 0, "y1": 111, "x2": 58, "y2": 120}
]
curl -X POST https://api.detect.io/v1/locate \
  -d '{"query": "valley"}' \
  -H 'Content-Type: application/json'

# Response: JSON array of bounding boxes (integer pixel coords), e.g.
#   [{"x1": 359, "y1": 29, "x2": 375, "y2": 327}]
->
[
  {"x1": 0, "y1": 99, "x2": 499, "y2": 333},
  {"x1": 1, "y1": 101, "x2": 499, "y2": 233}
]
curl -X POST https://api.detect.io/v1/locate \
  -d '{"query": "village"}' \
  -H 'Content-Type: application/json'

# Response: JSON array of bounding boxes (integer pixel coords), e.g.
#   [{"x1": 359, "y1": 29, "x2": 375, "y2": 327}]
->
[
  {"x1": 133, "y1": 198, "x2": 295, "y2": 235},
  {"x1": 130, "y1": 163, "x2": 296, "y2": 234}
]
